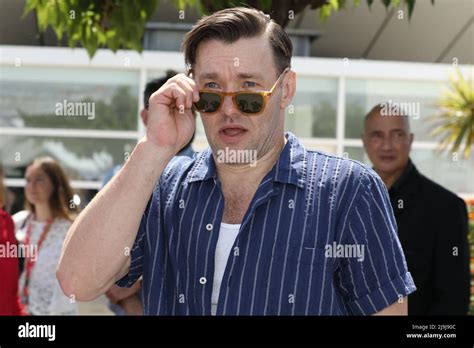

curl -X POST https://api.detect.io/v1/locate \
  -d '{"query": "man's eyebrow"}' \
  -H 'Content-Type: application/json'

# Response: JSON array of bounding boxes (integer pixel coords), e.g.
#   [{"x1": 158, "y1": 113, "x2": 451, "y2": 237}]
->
[
  {"x1": 368, "y1": 130, "x2": 383, "y2": 135},
  {"x1": 199, "y1": 72, "x2": 219, "y2": 80},
  {"x1": 198, "y1": 72, "x2": 264, "y2": 80},
  {"x1": 389, "y1": 128, "x2": 407, "y2": 133},
  {"x1": 236, "y1": 72, "x2": 264, "y2": 80},
  {"x1": 368, "y1": 128, "x2": 406, "y2": 135}
]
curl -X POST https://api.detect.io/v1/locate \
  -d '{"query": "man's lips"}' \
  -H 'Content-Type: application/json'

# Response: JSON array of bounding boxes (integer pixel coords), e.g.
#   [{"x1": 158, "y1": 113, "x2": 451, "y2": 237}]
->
[
  {"x1": 378, "y1": 155, "x2": 396, "y2": 162},
  {"x1": 219, "y1": 125, "x2": 248, "y2": 137}
]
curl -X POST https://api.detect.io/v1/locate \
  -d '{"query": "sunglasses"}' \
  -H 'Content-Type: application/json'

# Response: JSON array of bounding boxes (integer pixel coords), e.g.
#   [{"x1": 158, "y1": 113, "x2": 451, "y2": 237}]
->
[{"x1": 192, "y1": 68, "x2": 289, "y2": 115}]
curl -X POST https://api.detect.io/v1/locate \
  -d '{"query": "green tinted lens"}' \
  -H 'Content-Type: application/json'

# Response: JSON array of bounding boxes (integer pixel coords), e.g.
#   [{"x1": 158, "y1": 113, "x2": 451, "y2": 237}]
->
[
  {"x1": 235, "y1": 93, "x2": 264, "y2": 114},
  {"x1": 195, "y1": 92, "x2": 221, "y2": 113}
]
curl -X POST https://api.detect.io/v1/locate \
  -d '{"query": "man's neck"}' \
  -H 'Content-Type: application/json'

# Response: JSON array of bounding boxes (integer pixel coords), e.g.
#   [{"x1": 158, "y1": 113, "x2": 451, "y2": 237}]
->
[
  {"x1": 215, "y1": 136, "x2": 286, "y2": 191},
  {"x1": 34, "y1": 204, "x2": 53, "y2": 222}
]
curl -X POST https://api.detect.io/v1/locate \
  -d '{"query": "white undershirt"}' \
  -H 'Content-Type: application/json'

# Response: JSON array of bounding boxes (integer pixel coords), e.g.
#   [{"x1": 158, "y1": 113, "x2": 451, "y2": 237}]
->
[{"x1": 211, "y1": 222, "x2": 241, "y2": 315}]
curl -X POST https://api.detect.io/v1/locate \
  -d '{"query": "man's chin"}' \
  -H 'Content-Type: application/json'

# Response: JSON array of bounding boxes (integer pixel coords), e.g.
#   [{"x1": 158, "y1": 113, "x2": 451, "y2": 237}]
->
[{"x1": 374, "y1": 162, "x2": 404, "y2": 175}]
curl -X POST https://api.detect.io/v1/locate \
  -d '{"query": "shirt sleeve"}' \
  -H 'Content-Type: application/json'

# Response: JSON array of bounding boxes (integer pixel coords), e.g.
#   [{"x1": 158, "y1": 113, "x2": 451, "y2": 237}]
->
[{"x1": 336, "y1": 167, "x2": 416, "y2": 315}]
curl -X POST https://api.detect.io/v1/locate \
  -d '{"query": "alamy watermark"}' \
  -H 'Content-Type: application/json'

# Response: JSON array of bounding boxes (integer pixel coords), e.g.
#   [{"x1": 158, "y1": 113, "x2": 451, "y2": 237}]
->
[
  {"x1": 0, "y1": 242, "x2": 38, "y2": 262},
  {"x1": 325, "y1": 242, "x2": 365, "y2": 262},
  {"x1": 55, "y1": 99, "x2": 95, "y2": 120},
  {"x1": 216, "y1": 147, "x2": 258, "y2": 166},
  {"x1": 18, "y1": 322, "x2": 55, "y2": 341},
  {"x1": 380, "y1": 99, "x2": 420, "y2": 120}
]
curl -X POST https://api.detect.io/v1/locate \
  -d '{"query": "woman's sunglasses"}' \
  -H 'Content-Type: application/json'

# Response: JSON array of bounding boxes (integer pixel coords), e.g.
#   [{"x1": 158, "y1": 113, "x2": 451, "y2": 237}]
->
[{"x1": 192, "y1": 68, "x2": 289, "y2": 115}]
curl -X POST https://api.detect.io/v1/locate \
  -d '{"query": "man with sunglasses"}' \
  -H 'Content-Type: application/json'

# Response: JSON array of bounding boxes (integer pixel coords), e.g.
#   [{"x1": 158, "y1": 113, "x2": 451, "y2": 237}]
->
[{"x1": 58, "y1": 7, "x2": 415, "y2": 315}]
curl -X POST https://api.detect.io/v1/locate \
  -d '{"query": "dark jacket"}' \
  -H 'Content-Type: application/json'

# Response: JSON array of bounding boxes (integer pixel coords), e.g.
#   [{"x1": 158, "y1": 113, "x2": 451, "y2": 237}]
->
[{"x1": 388, "y1": 159, "x2": 470, "y2": 315}]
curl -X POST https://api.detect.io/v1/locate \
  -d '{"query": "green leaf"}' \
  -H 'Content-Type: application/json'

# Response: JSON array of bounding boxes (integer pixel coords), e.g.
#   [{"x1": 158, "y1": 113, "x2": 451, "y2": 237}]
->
[
  {"x1": 431, "y1": 67, "x2": 474, "y2": 158},
  {"x1": 258, "y1": 0, "x2": 272, "y2": 11},
  {"x1": 392, "y1": 0, "x2": 401, "y2": 7},
  {"x1": 22, "y1": 0, "x2": 38, "y2": 18},
  {"x1": 329, "y1": 0, "x2": 339, "y2": 10},
  {"x1": 21, "y1": 0, "x2": 431, "y2": 59},
  {"x1": 406, "y1": 0, "x2": 415, "y2": 18},
  {"x1": 319, "y1": 6, "x2": 329, "y2": 20}
]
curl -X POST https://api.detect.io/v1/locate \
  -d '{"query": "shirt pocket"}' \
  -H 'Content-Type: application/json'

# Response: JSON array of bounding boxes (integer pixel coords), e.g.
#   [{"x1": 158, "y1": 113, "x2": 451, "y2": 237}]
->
[
  {"x1": 265, "y1": 241, "x2": 330, "y2": 315},
  {"x1": 273, "y1": 240, "x2": 327, "y2": 267}
]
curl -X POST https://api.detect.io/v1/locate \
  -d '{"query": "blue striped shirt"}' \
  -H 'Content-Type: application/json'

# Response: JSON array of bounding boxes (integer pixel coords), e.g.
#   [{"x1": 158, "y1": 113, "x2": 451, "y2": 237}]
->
[{"x1": 117, "y1": 132, "x2": 416, "y2": 315}]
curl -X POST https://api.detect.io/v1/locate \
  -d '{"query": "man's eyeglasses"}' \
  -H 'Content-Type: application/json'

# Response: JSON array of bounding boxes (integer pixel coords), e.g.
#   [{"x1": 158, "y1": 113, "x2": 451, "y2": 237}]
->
[{"x1": 192, "y1": 68, "x2": 289, "y2": 115}]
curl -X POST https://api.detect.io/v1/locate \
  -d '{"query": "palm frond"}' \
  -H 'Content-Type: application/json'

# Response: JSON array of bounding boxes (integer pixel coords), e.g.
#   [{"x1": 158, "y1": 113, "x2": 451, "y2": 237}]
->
[{"x1": 430, "y1": 67, "x2": 474, "y2": 158}]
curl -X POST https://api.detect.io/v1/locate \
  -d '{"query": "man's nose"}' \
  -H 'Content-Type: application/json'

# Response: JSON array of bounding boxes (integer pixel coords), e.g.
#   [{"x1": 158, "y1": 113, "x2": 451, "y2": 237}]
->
[
  {"x1": 220, "y1": 94, "x2": 240, "y2": 118},
  {"x1": 380, "y1": 136, "x2": 394, "y2": 150}
]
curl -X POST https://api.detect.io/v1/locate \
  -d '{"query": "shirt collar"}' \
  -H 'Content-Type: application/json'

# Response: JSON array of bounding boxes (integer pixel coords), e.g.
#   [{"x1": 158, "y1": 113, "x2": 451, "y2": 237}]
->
[
  {"x1": 187, "y1": 132, "x2": 306, "y2": 188},
  {"x1": 177, "y1": 144, "x2": 195, "y2": 158}
]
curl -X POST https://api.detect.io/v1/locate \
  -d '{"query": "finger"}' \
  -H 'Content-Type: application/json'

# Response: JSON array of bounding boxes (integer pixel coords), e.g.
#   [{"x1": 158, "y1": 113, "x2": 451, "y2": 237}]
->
[
  {"x1": 169, "y1": 84, "x2": 187, "y2": 112},
  {"x1": 174, "y1": 79, "x2": 195, "y2": 109},
  {"x1": 177, "y1": 74, "x2": 200, "y2": 101}
]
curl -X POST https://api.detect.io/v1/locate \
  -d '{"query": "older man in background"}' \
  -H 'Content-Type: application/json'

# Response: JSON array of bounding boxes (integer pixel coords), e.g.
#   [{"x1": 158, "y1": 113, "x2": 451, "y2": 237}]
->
[{"x1": 362, "y1": 103, "x2": 470, "y2": 315}]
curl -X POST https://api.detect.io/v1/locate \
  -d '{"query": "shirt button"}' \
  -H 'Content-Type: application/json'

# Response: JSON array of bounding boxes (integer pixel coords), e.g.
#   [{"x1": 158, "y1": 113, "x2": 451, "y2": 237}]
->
[
  {"x1": 206, "y1": 223, "x2": 213, "y2": 231},
  {"x1": 199, "y1": 277, "x2": 207, "y2": 285}
]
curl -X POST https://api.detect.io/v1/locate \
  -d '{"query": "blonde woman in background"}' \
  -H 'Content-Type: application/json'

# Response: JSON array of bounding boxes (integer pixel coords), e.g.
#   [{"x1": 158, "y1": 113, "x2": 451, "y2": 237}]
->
[{"x1": 13, "y1": 157, "x2": 79, "y2": 315}]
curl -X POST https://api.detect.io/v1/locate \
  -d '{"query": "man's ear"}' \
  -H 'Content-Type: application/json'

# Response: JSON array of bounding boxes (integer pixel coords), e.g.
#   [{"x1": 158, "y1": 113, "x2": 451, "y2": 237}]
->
[
  {"x1": 280, "y1": 70, "x2": 296, "y2": 110},
  {"x1": 140, "y1": 109, "x2": 148, "y2": 127}
]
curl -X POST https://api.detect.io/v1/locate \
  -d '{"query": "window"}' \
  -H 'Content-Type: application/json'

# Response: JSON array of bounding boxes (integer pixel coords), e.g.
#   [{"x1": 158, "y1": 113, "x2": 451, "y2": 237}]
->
[
  {"x1": 345, "y1": 78, "x2": 444, "y2": 140},
  {"x1": 285, "y1": 76, "x2": 338, "y2": 138},
  {"x1": 1, "y1": 135, "x2": 136, "y2": 182},
  {"x1": 1, "y1": 66, "x2": 139, "y2": 130}
]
